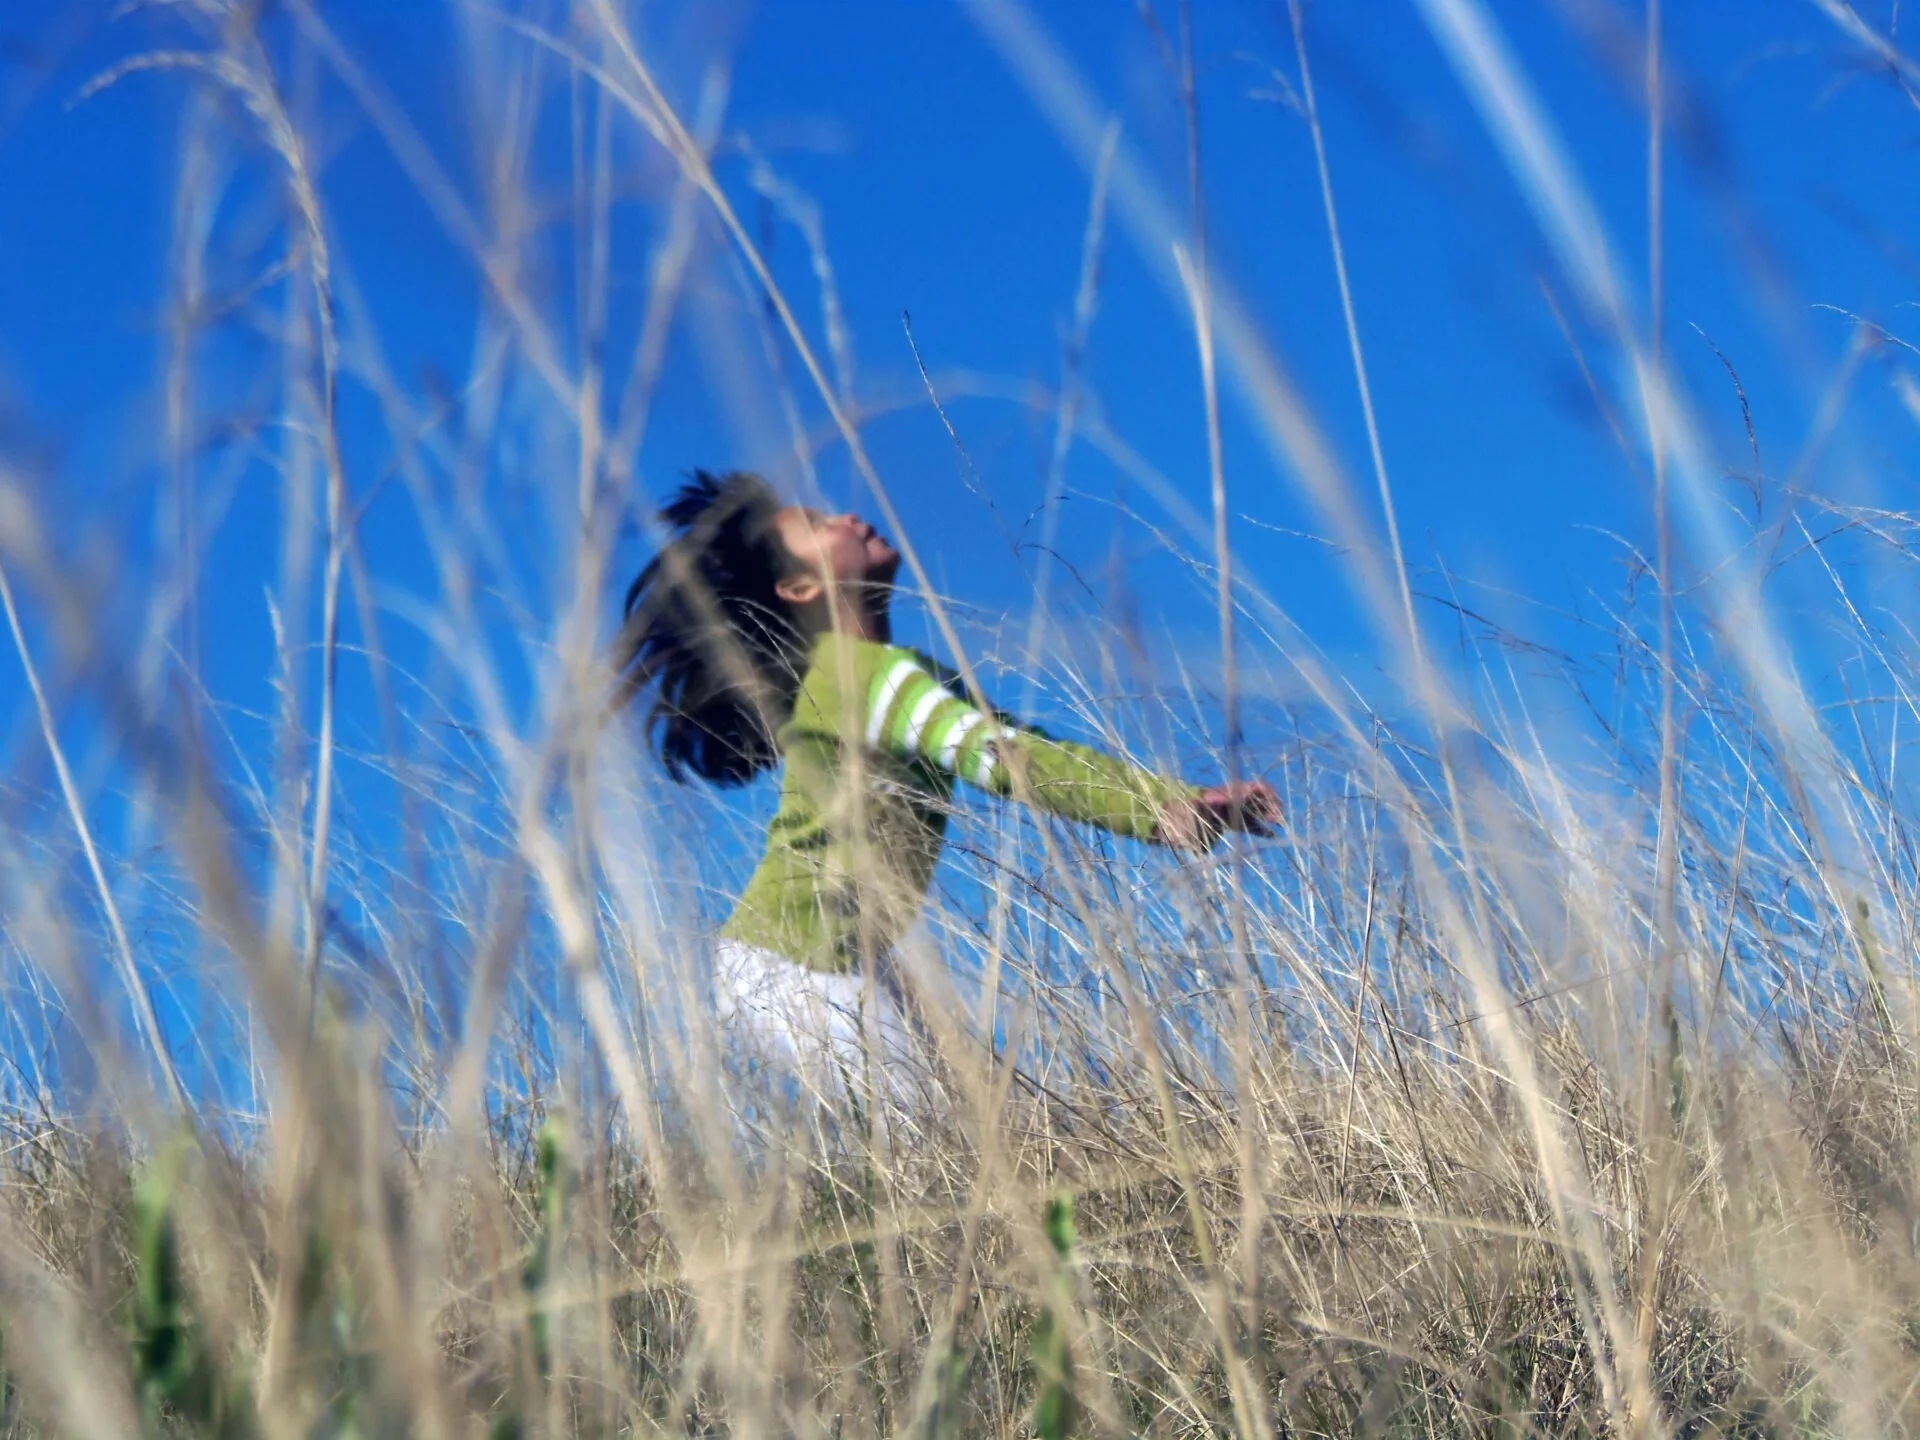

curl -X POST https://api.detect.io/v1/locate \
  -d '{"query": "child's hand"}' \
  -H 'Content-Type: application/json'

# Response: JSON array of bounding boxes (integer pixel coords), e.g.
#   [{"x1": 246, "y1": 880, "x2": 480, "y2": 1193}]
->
[{"x1": 1156, "y1": 780, "x2": 1282, "y2": 851}]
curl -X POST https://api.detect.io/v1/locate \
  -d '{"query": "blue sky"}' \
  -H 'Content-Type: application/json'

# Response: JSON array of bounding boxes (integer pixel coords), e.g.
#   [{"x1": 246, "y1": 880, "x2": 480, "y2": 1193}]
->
[{"x1": 4, "y1": 0, "x2": 1920, "y2": 799}]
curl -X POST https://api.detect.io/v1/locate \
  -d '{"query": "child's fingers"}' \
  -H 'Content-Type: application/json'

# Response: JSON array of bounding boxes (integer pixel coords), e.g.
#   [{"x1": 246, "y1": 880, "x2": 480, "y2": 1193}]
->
[
  {"x1": 1176, "y1": 781, "x2": 1282, "y2": 843},
  {"x1": 1237, "y1": 803, "x2": 1277, "y2": 836},
  {"x1": 1230, "y1": 783, "x2": 1281, "y2": 835}
]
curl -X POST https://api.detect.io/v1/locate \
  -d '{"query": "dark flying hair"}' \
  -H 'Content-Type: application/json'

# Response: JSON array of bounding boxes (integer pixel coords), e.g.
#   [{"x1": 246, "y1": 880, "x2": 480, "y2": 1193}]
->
[{"x1": 610, "y1": 470, "x2": 809, "y2": 786}]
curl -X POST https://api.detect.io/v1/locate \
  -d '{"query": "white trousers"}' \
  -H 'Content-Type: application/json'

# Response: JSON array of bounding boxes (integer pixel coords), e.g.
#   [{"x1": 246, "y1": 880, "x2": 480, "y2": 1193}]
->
[{"x1": 712, "y1": 938, "x2": 924, "y2": 1129}]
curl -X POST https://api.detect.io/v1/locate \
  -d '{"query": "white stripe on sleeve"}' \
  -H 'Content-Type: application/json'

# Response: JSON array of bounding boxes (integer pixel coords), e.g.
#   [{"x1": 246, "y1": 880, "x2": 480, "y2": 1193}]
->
[
  {"x1": 972, "y1": 726, "x2": 1017, "y2": 788},
  {"x1": 865, "y1": 657, "x2": 923, "y2": 748},
  {"x1": 936, "y1": 709, "x2": 985, "y2": 773},
  {"x1": 901, "y1": 683, "x2": 954, "y2": 755}
]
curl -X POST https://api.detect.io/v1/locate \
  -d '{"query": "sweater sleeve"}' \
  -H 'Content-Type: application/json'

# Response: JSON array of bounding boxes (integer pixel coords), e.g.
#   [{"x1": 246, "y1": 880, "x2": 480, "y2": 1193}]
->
[{"x1": 860, "y1": 648, "x2": 1194, "y2": 843}]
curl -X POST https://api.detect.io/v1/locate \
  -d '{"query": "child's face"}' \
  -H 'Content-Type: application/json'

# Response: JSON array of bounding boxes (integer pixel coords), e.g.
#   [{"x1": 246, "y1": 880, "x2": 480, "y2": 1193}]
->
[{"x1": 773, "y1": 506, "x2": 900, "y2": 597}]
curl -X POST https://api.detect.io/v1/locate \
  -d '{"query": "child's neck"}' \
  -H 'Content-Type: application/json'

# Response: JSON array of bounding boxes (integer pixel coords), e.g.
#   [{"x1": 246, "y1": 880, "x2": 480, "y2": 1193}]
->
[{"x1": 820, "y1": 592, "x2": 891, "y2": 646}]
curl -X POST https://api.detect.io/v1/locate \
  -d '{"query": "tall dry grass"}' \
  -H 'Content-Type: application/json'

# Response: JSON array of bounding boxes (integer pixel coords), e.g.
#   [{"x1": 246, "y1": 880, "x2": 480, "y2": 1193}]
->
[{"x1": 4, "y1": 1, "x2": 1920, "y2": 1436}]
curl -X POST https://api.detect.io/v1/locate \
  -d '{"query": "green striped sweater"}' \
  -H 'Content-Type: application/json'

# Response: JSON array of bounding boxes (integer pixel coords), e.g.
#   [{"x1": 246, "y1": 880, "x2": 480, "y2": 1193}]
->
[{"x1": 721, "y1": 632, "x2": 1199, "y2": 972}]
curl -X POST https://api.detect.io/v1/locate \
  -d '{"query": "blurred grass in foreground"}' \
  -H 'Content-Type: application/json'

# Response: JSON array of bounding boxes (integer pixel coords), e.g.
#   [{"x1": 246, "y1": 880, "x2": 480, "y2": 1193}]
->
[{"x1": 6, "y1": 1, "x2": 1920, "y2": 1436}]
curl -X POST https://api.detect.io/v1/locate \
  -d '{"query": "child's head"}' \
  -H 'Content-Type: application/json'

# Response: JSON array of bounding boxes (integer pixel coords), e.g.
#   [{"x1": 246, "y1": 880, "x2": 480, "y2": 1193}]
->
[
  {"x1": 767, "y1": 504, "x2": 901, "y2": 620},
  {"x1": 612, "y1": 470, "x2": 898, "y2": 785}
]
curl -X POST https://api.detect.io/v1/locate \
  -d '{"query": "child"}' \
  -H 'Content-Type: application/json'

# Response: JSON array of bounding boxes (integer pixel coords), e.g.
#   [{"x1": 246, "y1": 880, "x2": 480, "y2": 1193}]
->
[{"x1": 612, "y1": 470, "x2": 1277, "y2": 1113}]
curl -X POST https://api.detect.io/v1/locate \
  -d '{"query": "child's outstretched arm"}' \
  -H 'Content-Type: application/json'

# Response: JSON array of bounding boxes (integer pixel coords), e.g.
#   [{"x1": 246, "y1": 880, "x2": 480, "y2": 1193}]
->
[{"x1": 862, "y1": 653, "x2": 1278, "y2": 849}]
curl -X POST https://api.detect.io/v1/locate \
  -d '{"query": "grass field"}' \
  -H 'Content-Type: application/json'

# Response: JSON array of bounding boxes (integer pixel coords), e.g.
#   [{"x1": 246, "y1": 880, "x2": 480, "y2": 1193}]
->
[{"x1": 5, "y1": 2, "x2": 1920, "y2": 1436}]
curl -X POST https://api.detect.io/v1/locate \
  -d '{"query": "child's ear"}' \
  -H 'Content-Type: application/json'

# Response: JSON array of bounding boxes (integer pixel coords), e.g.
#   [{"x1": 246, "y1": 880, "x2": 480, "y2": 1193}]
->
[{"x1": 775, "y1": 572, "x2": 824, "y2": 607}]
